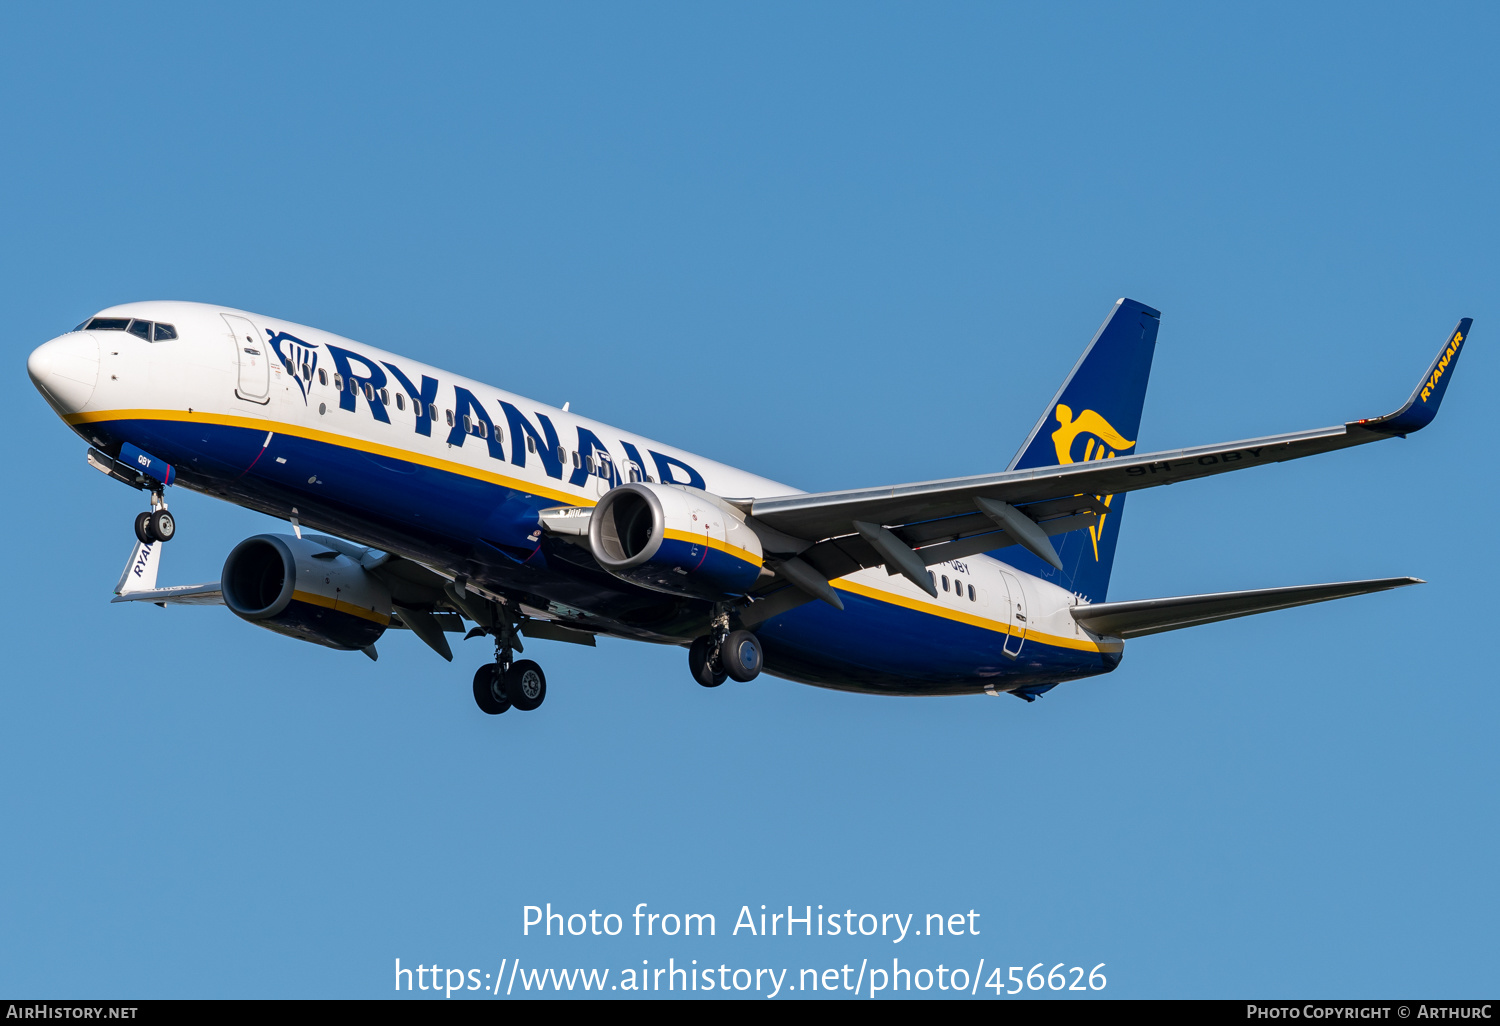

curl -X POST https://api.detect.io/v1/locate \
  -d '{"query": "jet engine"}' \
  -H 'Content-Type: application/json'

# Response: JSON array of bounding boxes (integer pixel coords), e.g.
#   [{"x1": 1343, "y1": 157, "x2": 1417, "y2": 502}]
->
[
  {"x1": 588, "y1": 483, "x2": 765, "y2": 601},
  {"x1": 221, "y1": 534, "x2": 391, "y2": 650}
]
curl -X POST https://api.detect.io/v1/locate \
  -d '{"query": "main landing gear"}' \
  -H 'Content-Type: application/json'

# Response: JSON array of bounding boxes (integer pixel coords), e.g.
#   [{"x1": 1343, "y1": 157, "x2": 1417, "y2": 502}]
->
[
  {"x1": 132, "y1": 491, "x2": 175, "y2": 544},
  {"x1": 470, "y1": 610, "x2": 547, "y2": 716},
  {"x1": 689, "y1": 611, "x2": 763, "y2": 687},
  {"x1": 472, "y1": 659, "x2": 547, "y2": 715}
]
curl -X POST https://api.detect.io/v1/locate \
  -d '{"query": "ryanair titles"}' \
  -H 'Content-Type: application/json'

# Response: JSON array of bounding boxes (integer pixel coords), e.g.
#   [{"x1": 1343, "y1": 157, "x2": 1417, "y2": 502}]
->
[
  {"x1": 268, "y1": 331, "x2": 706, "y2": 490},
  {"x1": 1421, "y1": 329, "x2": 1463, "y2": 403}
]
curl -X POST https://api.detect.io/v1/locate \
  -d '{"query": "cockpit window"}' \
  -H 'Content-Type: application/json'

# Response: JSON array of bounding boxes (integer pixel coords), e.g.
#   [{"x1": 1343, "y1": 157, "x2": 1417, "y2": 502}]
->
[{"x1": 81, "y1": 317, "x2": 177, "y2": 341}]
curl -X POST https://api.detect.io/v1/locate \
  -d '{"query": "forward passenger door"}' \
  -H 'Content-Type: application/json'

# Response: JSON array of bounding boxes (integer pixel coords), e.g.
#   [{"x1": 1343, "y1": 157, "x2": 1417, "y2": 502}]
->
[{"x1": 223, "y1": 313, "x2": 269, "y2": 403}]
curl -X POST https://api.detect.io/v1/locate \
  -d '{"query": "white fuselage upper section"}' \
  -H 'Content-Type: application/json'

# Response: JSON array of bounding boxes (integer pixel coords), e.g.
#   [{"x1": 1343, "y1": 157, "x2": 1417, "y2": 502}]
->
[{"x1": 31, "y1": 300, "x2": 1104, "y2": 663}]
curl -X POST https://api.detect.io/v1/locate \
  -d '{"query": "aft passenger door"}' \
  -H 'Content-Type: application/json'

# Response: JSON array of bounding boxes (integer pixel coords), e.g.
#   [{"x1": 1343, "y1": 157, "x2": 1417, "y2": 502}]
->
[
  {"x1": 997, "y1": 569, "x2": 1027, "y2": 659},
  {"x1": 223, "y1": 313, "x2": 269, "y2": 404}
]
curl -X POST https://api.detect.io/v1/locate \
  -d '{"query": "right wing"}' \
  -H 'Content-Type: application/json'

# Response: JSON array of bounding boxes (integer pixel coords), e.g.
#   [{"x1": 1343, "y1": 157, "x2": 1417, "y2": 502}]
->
[{"x1": 744, "y1": 320, "x2": 1471, "y2": 597}]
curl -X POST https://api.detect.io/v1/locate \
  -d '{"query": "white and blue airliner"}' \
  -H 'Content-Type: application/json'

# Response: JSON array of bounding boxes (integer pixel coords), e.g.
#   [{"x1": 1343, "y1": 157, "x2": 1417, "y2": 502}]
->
[{"x1": 25, "y1": 299, "x2": 1470, "y2": 714}]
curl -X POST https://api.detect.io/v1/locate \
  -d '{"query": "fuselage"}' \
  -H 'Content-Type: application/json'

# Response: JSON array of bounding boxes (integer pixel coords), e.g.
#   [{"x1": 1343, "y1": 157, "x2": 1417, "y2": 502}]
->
[{"x1": 28, "y1": 300, "x2": 1123, "y2": 696}]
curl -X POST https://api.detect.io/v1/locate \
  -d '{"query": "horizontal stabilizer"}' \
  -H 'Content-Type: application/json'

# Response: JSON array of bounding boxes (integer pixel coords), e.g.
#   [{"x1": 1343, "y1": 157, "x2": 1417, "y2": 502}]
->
[{"x1": 1070, "y1": 577, "x2": 1422, "y2": 639}]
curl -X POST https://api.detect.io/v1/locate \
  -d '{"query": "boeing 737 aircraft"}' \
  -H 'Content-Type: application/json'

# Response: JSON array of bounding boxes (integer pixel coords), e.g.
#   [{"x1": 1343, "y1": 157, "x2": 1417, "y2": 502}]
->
[{"x1": 25, "y1": 299, "x2": 1470, "y2": 715}]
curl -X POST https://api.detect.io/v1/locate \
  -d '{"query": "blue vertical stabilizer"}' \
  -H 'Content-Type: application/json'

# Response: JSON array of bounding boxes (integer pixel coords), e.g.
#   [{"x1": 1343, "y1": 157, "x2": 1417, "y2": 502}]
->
[{"x1": 996, "y1": 298, "x2": 1161, "y2": 602}]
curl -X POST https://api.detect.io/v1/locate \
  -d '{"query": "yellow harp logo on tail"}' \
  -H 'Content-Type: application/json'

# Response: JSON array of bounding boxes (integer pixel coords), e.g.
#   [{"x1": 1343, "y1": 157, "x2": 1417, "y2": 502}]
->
[{"x1": 1050, "y1": 404, "x2": 1135, "y2": 561}]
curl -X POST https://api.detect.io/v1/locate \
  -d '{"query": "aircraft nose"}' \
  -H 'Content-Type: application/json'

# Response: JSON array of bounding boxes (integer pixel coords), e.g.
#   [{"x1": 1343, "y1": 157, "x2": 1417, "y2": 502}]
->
[{"x1": 27, "y1": 331, "x2": 100, "y2": 414}]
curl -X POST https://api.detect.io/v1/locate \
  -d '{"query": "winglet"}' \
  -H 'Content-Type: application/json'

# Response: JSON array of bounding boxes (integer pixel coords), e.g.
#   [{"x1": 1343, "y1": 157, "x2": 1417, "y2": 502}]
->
[{"x1": 1358, "y1": 319, "x2": 1472, "y2": 436}]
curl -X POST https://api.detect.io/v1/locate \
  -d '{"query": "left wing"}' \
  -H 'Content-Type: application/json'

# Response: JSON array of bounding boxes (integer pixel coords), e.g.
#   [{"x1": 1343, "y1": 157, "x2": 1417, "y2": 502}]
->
[
  {"x1": 744, "y1": 320, "x2": 1470, "y2": 593},
  {"x1": 111, "y1": 538, "x2": 224, "y2": 605},
  {"x1": 111, "y1": 582, "x2": 225, "y2": 605}
]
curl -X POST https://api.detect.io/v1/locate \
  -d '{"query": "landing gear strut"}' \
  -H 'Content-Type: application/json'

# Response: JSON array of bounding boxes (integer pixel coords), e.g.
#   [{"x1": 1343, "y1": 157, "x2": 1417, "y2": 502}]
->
[
  {"x1": 468, "y1": 598, "x2": 547, "y2": 715},
  {"x1": 689, "y1": 609, "x2": 762, "y2": 686},
  {"x1": 133, "y1": 489, "x2": 174, "y2": 544}
]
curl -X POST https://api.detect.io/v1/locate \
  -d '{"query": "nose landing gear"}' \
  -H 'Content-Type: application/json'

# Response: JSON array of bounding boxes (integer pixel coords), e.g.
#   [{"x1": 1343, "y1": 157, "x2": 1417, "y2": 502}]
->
[{"x1": 132, "y1": 491, "x2": 175, "y2": 544}]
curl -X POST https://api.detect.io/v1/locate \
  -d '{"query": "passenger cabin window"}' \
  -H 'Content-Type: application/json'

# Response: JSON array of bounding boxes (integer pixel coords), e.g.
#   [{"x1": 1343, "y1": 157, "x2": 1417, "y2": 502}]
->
[
  {"x1": 363, "y1": 383, "x2": 374, "y2": 401},
  {"x1": 445, "y1": 410, "x2": 454, "y2": 427},
  {"x1": 395, "y1": 393, "x2": 405, "y2": 411},
  {"x1": 379, "y1": 388, "x2": 389, "y2": 405},
  {"x1": 941, "y1": 575, "x2": 949, "y2": 592},
  {"x1": 301, "y1": 364, "x2": 311, "y2": 381},
  {"x1": 628, "y1": 463, "x2": 641, "y2": 483},
  {"x1": 463, "y1": 415, "x2": 472, "y2": 432},
  {"x1": 85, "y1": 318, "x2": 131, "y2": 331},
  {"x1": 428, "y1": 403, "x2": 438, "y2": 421},
  {"x1": 318, "y1": 369, "x2": 329, "y2": 386},
  {"x1": 333, "y1": 374, "x2": 343, "y2": 390},
  {"x1": 526, "y1": 436, "x2": 536, "y2": 454},
  {"x1": 968, "y1": 584, "x2": 976, "y2": 601},
  {"x1": 153, "y1": 323, "x2": 177, "y2": 341}
]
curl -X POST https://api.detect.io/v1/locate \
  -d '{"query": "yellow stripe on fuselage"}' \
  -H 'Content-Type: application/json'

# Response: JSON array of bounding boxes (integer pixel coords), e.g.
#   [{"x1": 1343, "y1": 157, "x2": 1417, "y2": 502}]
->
[
  {"x1": 66, "y1": 408, "x2": 586, "y2": 507},
  {"x1": 830, "y1": 578, "x2": 1121, "y2": 654}
]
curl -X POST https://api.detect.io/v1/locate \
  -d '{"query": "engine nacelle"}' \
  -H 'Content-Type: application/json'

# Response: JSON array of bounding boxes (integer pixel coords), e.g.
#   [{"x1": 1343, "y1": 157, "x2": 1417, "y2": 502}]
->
[
  {"x1": 222, "y1": 534, "x2": 391, "y2": 650},
  {"x1": 588, "y1": 483, "x2": 764, "y2": 601}
]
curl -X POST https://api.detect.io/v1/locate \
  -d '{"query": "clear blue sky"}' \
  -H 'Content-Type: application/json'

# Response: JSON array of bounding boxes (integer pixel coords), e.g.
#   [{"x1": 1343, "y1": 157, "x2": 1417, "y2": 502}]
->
[{"x1": 1, "y1": 2, "x2": 1494, "y2": 999}]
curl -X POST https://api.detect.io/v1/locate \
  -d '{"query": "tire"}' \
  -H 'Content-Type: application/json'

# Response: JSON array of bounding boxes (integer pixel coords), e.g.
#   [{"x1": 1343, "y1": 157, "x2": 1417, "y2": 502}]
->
[
  {"x1": 505, "y1": 660, "x2": 547, "y2": 711},
  {"x1": 472, "y1": 664, "x2": 510, "y2": 715},
  {"x1": 148, "y1": 509, "x2": 176, "y2": 542},
  {"x1": 719, "y1": 629, "x2": 763, "y2": 682},
  {"x1": 688, "y1": 635, "x2": 726, "y2": 688},
  {"x1": 134, "y1": 512, "x2": 154, "y2": 545}
]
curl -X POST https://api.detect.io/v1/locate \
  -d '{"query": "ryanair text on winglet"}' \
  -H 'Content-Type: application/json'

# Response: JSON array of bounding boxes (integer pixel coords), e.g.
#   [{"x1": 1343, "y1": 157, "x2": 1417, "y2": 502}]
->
[{"x1": 1422, "y1": 330, "x2": 1464, "y2": 403}]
